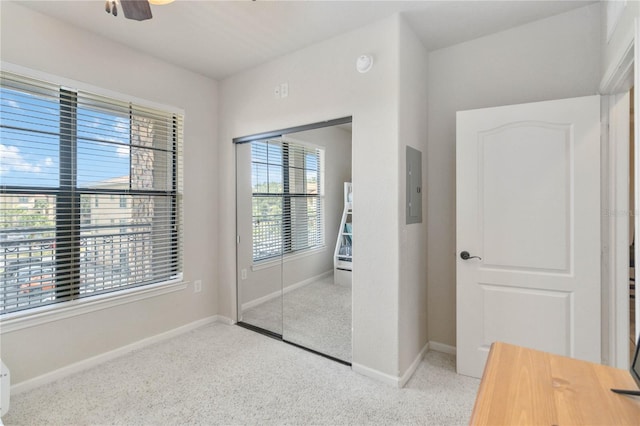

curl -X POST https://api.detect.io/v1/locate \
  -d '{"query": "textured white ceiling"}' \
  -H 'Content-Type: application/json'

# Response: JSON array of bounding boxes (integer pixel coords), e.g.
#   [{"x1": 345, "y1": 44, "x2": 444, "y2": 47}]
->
[{"x1": 16, "y1": 0, "x2": 597, "y2": 80}]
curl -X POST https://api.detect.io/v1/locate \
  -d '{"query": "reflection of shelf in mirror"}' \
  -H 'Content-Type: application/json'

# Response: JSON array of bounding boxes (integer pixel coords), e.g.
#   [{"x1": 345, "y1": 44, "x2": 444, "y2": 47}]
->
[{"x1": 335, "y1": 182, "x2": 353, "y2": 286}]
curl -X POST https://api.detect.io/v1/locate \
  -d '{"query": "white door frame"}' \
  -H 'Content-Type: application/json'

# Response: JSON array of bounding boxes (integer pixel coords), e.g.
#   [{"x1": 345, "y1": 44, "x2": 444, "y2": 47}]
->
[
  {"x1": 602, "y1": 92, "x2": 631, "y2": 369},
  {"x1": 599, "y1": 19, "x2": 637, "y2": 369}
]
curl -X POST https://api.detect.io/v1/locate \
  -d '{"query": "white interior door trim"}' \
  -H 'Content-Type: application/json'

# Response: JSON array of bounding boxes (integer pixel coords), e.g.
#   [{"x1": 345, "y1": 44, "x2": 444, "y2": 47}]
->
[
  {"x1": 604, "y1": 92, "x2": 631, "y2": 369},
  {"x1": 634, "y1": 19, "x2": 640, "y2": 344},
  {"x1": 600, "y1": 38, "x2": 633, "y2": 95},
  {"x1": 598, "y1": 17, "x2": 636, "y2": 369}
]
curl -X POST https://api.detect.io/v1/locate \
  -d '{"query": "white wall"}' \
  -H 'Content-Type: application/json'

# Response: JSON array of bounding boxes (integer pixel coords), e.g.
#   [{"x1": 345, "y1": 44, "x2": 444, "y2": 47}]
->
[
  {"x1": 218, "y1": 15, "x2": 417, "y2": 378},
  {"x1": 0, "y1": 2, "x2": 219, "y2": 385},
  {"x1": 426, "y1": 4, "x2": 602, "y2": 347},
  {"x1": 397, "y1": 17, "x2": 429, "y2": 374},
  {"x1": 0, "y1": 0, "x2": 602, "y2": 387}
]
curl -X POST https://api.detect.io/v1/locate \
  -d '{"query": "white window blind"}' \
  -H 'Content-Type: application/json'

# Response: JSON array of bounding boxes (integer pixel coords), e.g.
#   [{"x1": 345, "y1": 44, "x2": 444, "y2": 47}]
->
[
  {"x1": 0, "y1": 71, "x2": 183, "y2": 314},
  {"x1": 251, "y1": 139, "x2": 323, "y2": 262}
]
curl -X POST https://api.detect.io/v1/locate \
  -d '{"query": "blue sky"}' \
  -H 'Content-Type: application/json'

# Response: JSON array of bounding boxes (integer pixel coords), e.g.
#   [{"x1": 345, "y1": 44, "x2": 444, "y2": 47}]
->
[{"x1": 1, "y1": 87, "x2": 131, "y2": 188}]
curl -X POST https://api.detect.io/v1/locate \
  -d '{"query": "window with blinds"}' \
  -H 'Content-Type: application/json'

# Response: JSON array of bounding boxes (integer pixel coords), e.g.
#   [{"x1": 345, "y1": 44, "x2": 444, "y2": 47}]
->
[
  {"x1": 251, "y1": 139, "x2": 324, "y2": 262},
  {"x1": 0, "y1": 71, "x2": 183, "y2": 315}
]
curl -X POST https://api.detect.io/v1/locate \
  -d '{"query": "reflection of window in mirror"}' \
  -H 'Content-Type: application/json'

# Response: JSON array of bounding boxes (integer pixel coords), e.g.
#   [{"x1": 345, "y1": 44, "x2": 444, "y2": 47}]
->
[
  {"x1": 235, "y1": 118, "x2": 353, "y2": 364},
  {"x1": 251, "y1": 139, "x2": 325, "y2": 263}
]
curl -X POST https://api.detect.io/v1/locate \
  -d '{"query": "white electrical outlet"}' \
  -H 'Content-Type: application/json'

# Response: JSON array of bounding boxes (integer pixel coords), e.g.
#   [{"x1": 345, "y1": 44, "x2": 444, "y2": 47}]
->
[
  {"x1": 241, "y1": 269, "x2": 247, "y2": 280},
  {"x1": 280, "y1": 82, "x2": 288, "y2": 98},
  {"x1": 194, "y1": 280, "x2": 202, "y2": 293}
]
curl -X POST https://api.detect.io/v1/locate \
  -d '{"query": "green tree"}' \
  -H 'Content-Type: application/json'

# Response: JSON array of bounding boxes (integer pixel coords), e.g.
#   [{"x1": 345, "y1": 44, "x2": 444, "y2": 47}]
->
[{"x1": 1, "y1": 201, "x2": 55, "y2": 237}]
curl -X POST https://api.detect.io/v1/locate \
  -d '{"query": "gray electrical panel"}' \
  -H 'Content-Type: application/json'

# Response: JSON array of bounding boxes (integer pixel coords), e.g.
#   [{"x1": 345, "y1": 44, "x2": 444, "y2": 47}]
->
[{"x1": 406, "y1": 146, "x2": 422, "y2": 224}]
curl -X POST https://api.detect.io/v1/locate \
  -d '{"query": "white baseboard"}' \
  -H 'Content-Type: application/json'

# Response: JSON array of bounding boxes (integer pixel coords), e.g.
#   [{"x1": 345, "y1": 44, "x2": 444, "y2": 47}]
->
[
  {"x1": 352, "y1": 341, "x2": 456, "y2": 388},
  {"x1": 11, "y1": 315, "x2": 222, "y2": 395},
  {"x1": 351, "y1": 362, "x2": 400, "y2": 387},
  {"x1": 398, "y1": 341, "x2": 430, "y2": 388},
  {"x1": 215, "y1": 315, "x2": 235, "y2": 325},
  {"x1": 428, "y1": 341, "x2": 456, "y2": 355},
  {"x1": 241, "y1": 270, "x2": 332, "y2": 311}
]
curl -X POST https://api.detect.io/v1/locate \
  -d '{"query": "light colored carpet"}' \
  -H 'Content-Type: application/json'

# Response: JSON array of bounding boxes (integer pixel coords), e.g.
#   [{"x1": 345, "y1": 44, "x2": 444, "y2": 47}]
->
[
  {"x1": 242, "y1": 276, "x2": 352, "y2": 362},
  {"x1": 2, "y1": 323, "x2": 479, "y2": 425}
]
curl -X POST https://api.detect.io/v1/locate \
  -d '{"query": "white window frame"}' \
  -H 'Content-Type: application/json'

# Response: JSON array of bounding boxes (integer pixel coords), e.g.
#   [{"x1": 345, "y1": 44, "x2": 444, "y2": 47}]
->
[{"x1": 0, "y1": 63, "x2": 185, "y2": 332}]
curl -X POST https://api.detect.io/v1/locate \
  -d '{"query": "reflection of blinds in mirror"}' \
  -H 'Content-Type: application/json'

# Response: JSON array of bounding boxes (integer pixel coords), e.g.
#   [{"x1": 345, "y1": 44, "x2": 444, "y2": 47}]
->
[{"x1": 251, "y1": 139, "x2": 324, "y2": 262}]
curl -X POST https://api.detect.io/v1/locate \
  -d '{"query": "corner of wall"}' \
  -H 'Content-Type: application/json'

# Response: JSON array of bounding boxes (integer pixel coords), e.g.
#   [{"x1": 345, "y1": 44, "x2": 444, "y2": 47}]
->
[{"x1": 396, "y1": 15, "x2": 430, "y2": 376}]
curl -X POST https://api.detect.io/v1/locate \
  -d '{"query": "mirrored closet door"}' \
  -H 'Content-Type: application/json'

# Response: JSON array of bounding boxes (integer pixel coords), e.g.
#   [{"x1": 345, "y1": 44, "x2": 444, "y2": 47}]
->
[
  {"x1": 235, "y1": 119, "x2": 353, "y2": 363},
  {"x1": 235, "y1": 139, "x2": 284, "y2": 336}
]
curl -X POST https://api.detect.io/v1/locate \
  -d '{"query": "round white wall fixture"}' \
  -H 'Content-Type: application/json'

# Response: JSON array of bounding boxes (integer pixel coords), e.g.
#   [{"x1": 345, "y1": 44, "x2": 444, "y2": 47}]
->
[{"x1": 356, "y1": 54, "x2": 374, "y2": 73}]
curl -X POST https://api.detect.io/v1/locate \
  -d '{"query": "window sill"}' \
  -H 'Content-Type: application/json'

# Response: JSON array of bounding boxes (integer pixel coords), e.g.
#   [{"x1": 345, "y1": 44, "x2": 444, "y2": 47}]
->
[
  {"x1": 0, "y1": 277, "x2": 187, "y2": 334},
  {"x1": 252, "y1": 246, "x2": 326, "y2": 271}
]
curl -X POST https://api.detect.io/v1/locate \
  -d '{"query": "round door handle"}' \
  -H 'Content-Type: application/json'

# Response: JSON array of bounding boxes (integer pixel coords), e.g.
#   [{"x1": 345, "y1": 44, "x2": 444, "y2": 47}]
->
[{"x1": 460, "y1": 251, "x2": 482, "y2": 260}]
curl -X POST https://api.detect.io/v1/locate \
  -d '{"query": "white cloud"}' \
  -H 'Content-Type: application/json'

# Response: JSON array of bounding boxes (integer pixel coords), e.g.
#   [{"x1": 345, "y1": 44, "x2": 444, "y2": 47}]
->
[
  {"x1": 85, "y1": 118, "x2": 101, "y2": 129},
  {"x1": 44, "y1": 157, "x2": 54, "y2": 167},
  {"x1": 113, "y1": 116, "x2": 129, "y2": 134},
  {"x1": 84, "y1": 115, "x2": 129, "y2": 136},
  {"x1": 0, "y1": 144, "x2": 42, "y2": 175},
  {"x1": 1, "y1": 98, "x2": 22, "y2": 115},
  {"x1": 96, "y1": 138, "x2": 123, "y2": 145},
  {"x1": 116, "y1": 145, "x2": 130, "y2": 158}
]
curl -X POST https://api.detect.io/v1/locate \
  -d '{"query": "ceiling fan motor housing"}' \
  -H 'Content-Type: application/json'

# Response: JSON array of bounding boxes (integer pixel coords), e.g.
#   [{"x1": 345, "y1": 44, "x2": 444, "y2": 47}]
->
[{"x1": 118, "y1": 0, "x2": 153, "y2": 21}]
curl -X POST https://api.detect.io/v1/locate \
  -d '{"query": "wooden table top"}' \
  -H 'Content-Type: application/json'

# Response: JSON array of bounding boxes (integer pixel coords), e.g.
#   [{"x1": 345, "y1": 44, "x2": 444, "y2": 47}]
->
[{"x1": 470, "y1": 342, "x2": 640, "y2": 425}]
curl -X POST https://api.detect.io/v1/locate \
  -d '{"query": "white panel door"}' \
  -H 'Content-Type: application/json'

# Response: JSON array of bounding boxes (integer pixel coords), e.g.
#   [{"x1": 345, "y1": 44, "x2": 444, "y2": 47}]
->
[{"x1": 456, "y1": 96, "x2": 601, "y2": 378}]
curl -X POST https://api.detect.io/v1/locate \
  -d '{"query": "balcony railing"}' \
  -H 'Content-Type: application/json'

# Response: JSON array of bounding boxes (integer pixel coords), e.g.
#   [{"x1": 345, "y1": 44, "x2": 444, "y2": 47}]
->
[{"x1": 1, "y1": 224, "x2": 157, "y2": 314}]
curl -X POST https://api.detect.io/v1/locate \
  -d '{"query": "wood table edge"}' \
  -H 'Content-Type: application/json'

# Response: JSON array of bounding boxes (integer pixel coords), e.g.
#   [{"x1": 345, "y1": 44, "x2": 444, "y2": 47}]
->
[{"x1": 468, "y1": 342, "x2": 499, "y2": 425}]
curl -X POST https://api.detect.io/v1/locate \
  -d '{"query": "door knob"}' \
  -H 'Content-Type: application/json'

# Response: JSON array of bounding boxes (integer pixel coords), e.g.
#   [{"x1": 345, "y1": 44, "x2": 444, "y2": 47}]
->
[{"x1": 460, "y1": 251, "x2": 482, "y2": 260}]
